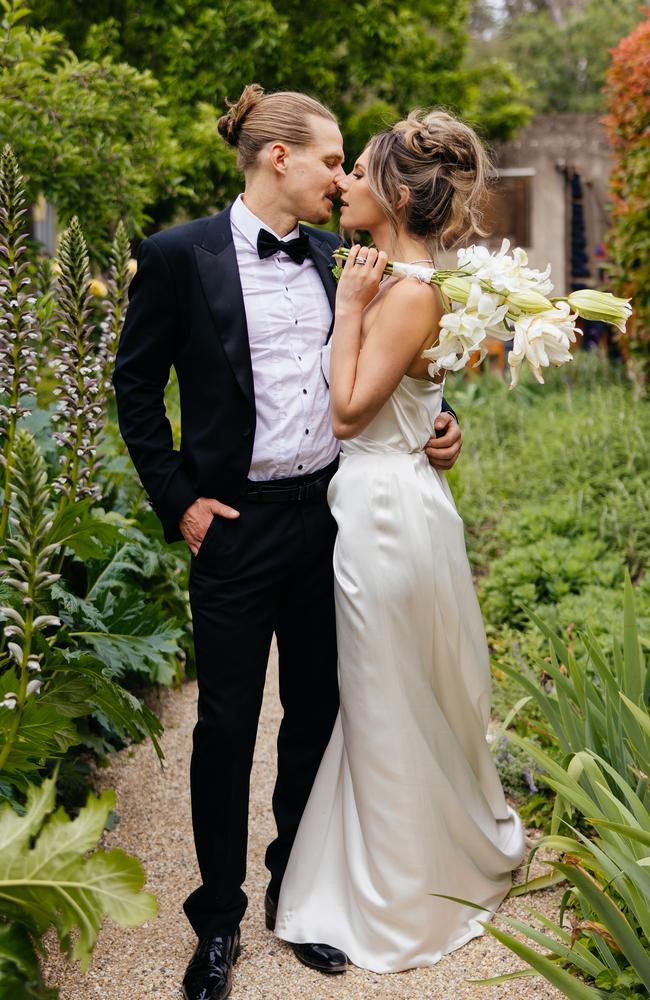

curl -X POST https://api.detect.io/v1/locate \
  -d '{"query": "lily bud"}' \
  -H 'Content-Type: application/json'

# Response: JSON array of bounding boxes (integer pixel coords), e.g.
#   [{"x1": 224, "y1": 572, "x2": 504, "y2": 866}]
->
[
  {"x1": 440, "y1": 276, "x2": 473, "y2": 305},
  {"x1": 567, "y1": 289, "x2": 632, "y2": 333},
  {"x1": 506, "y1": 289, "x2": 554, "y2": 314}
]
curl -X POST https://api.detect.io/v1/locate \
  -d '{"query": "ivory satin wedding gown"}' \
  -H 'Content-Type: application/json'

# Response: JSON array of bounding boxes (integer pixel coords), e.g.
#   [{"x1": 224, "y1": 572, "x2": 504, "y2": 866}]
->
[{"x1": 274, "y1": 344, "x2": 526, "y2": 974}]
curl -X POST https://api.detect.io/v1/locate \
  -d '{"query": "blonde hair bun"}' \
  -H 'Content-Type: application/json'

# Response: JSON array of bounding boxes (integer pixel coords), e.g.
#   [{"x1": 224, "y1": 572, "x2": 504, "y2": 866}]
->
[
  {"x1": 397, "y1": 110, "x2": 480, "y2": 169},
  {"x1": 366, "y1": 108, "x2": 491, "y2": 253}
]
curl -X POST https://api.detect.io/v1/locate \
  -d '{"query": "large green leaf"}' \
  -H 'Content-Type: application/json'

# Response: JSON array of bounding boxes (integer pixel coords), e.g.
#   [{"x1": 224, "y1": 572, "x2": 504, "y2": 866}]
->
[
  {"x1": 46, "y1": 501, "x2": 123, "y2": 560},
  {"x1": 0, "y1": 695, "x2": 81, "y2": 782},
  {"x1": 49, "y1": 655, "x2": 164, "y2": 762},
  {"x1": 50, "y1": 582, "x2": 105, "y2": 632},
  {"x1": 0, "y1": 776, "x2": 157, "y2": 971},
  {"x1": 70, "y1": 590, "x2": 182, "y2": 684}
]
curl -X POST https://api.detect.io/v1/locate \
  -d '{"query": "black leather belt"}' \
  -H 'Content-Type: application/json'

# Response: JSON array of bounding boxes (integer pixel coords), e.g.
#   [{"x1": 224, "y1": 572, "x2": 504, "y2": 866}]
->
[{"x1": 245, "y1": 457, "x2": 339, "y2": 503}]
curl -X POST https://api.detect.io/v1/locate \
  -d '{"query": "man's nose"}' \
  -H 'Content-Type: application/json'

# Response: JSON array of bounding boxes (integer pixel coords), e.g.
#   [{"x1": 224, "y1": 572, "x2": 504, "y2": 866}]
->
[{"x1": 336, "y1": 170, "x2": 348, "y2": 191}]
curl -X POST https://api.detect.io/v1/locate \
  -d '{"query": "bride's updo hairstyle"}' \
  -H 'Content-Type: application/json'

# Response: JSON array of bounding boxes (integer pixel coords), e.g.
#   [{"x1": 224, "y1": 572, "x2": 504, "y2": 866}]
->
[
  {"x1": 365, "y1": 109, "x2": 491, "y2": 254},
  {"x1": 217, "y1": 83, "x2": 337, "y2": 171}
]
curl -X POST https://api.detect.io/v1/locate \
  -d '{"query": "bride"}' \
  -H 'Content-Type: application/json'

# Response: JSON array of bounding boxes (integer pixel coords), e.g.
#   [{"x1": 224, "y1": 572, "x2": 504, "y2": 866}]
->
[{"x1": 273, "y1": 109, "x2": 526, "y2": 974}]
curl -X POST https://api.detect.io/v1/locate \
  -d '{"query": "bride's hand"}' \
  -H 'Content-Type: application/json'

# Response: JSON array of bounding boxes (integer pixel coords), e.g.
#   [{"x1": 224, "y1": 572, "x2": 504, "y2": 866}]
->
[{"x1": 336, "y1": 245, "x2": 388, "y2": 312}]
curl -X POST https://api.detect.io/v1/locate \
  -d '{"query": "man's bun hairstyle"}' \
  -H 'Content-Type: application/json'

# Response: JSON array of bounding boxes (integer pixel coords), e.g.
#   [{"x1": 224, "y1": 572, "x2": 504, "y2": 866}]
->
[
  {"x1": 217, "y1": 84, "x2": 265, "y2": 149},
  {"x1": 217, "y1": 84, "x2": 337, "y2": 171}
]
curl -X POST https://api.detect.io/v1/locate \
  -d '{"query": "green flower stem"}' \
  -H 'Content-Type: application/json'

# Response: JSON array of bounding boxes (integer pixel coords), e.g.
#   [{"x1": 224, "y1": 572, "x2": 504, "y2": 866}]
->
[
  {"x1": 0, "y1": 419, "x2": 16, "y2": 540},
  {"x1": 332, "y1": 247, "x2": 499, "y2": 298}
]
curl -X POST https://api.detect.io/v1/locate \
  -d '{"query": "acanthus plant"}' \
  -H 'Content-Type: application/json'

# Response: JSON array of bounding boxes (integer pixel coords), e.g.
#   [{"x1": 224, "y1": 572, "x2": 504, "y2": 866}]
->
[
  {"x1": 50, "y1": 216, "x2": 105, "y2": 503},
  {"x1": 0, "y1": 145, "x2": 186, "y2": 793},
  {"x1": 0, "y1": 144, "x2": 40, "y2": 540},
  {"x1": 92, "y1": 221, "x2": 133, "y2": 479}
]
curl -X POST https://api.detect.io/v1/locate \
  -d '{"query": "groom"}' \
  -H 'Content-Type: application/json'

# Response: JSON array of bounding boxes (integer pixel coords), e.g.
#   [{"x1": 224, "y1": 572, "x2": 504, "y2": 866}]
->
[{"x1": 113, "y1": 86, "x2": 462, "y2": 1000}]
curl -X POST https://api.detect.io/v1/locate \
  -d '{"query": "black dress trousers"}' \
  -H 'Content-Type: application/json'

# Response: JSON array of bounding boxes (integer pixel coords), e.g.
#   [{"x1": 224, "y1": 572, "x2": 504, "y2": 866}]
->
[{"x1": 182, "y1": 479, "x2": 340, "y2": 938}]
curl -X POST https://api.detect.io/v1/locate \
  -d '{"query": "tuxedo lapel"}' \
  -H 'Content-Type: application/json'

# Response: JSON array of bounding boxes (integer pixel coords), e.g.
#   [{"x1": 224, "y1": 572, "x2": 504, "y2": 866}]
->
[
  {"x1": 194, "y1": 207, "x2": 255, "y2": 412},
  {"x1": 303, "y1": 229, "x2": 340, "y2": 343},
  {"x1": 303, "y1": 229, "x2": 338, "y2": 313}
]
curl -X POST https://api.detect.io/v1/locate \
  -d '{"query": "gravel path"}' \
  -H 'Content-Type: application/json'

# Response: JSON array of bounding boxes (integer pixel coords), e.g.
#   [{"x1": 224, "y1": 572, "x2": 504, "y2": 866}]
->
[{"x1": 43, "y1": 642, "x2": 563, "y2": 1000}]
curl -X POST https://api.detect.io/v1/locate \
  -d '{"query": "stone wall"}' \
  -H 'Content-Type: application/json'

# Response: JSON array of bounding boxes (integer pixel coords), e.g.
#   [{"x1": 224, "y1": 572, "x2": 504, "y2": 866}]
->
[
  {"x1": 439, "y1": 114, "x2": 613, "y2": 297},
  {"x1": 495, "y1": 114, "x2": 612, "y2": 295}
]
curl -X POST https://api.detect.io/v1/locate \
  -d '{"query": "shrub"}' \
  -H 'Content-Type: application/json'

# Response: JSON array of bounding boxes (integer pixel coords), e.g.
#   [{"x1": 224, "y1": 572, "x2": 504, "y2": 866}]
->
[
  {"x1": 604, "y1": 10, "x2": 650, "y2": 381},
  {"x1": 0, "y1": 147, "x2": 190, "y2": 993}
]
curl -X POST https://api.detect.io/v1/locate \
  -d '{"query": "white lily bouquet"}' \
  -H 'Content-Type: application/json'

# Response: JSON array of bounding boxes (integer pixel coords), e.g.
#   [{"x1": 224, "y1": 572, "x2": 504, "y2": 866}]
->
[{"x1": 333, "y1": 240, "x2": 632, "y2": 387}]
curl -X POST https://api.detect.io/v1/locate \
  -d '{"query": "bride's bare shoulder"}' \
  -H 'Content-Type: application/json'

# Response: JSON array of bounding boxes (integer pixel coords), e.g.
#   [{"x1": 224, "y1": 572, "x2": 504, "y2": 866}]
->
[{"x1": 377, "y1": 276, "x2": 442, "y2": 327}]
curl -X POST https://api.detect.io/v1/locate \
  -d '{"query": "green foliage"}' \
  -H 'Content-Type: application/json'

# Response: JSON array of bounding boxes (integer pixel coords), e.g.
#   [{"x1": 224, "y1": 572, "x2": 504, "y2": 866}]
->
[
  {"x1": 448, "y1": 354, "x2": 650, "y2": 665},
  {"x1": 502, "y1": 575, "x2": 649, "y2": 807},
  {"x1": 604, "y1": 12, "x2": 650, "y2": 379},
  {"x1": 0, "y1": 148, "x2": 188, "y2": 994},
  {"x1": 0, "y1": 920, "x2": 58, "y2": 999},
  {"x1": 27, "y1": 0, "x2": 531, "y2": 227},
  {"x1": 0, "y1": 187, "x2": 187, "y2": 796},
  {"x1": 0, "y1": 0, "x2": 181, "y2": 254},
  {"x1": 0, "y1": 429, "x2": 166, "y2": 786},
  {"x1": 469, "y1": 0, "x2": 645, "y2": 115},
  {"x1": 453, "y1": 582, "x2": 650, "y2": 997},
  {"x1": 481, "y1": 534, "x2": 620, "y2": 629},
  {"x1": 446, "y1": 354, "x2": 650, "y2": 820},
  {"x1": 0, "y1": 143, "x2": 37, "y2": 540},
  {"x1": 0, "y1": 774, "x2": 157, "y2": 974}
]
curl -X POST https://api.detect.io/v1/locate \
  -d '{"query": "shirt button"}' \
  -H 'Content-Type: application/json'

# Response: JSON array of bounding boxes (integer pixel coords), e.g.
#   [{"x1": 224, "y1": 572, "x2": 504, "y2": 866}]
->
[
  {"x1": 298, "y1": 464, "x2": 303, "y2": 471},
  {"x1": 305, "y1": 429, "x2": 309, "y2": 435},
  {"x1": 302, "y1": 389, "x2": 307, "y2": 395},
  {"x1": 294, "y1": 319, "x2": 298, "y2": 325},
  {"x1": 298, "y1": 355, "x2": 302, "y2": 361}
]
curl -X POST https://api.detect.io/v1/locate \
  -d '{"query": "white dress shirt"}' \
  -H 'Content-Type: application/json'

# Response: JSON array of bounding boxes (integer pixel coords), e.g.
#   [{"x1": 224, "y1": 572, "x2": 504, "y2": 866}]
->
[{"x1": 230, "y1": 194, "x2": 340, "y2": 481}]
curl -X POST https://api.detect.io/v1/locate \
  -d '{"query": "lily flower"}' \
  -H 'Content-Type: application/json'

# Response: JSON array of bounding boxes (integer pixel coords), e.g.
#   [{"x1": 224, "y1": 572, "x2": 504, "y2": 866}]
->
[
  {"x1": 423, "y1": 283, "x2": 509, "y2": 375},
  {"x1": 508, "y1": 302, "x2": 578, "y2": 388},
  {"x1": 457, "y1": 239, "x2": 554, "y2": 297}
]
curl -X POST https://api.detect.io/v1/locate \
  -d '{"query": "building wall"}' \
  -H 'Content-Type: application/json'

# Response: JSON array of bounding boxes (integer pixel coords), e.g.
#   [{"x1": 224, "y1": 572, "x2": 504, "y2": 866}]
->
[
  {"x1": 439, "y1": 114, "x2": 613, "y2": 297},
  {"x1": 492, "y1": 114, "x2": 613, "y2": 296}
]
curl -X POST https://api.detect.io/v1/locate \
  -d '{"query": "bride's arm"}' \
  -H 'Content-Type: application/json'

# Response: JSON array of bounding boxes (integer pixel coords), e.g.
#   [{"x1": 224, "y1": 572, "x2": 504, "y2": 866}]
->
[{"x1": 330, "y1": 246, "x2": 442, "y2": 440}]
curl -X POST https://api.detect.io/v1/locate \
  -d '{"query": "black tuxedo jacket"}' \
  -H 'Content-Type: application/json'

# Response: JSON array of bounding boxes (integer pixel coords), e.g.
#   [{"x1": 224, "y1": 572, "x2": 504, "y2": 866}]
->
[{"x1": 112, "y1": 204, "x2": 456, "y2": 544}]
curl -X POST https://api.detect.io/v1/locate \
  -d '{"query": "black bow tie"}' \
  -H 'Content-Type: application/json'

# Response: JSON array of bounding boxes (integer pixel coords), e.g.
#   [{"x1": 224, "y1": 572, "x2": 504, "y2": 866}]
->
[{"x1": 256, "y1": 228, "x2": 312, "y2": 265}]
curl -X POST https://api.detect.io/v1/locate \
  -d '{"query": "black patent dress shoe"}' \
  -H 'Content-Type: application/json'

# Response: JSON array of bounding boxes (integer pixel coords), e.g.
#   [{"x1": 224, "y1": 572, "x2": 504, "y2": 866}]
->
[
  {"x1": 265, "y1": 890, "x2": 348, "y2": 974},
  {"x1": 182, "y1": 929, "x2": 241, "y2": 1000}
]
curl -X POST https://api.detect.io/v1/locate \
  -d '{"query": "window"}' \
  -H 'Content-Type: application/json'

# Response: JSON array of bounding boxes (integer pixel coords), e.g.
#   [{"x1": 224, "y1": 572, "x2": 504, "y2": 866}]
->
[{"x1": 480, "y1": 170, "x2": 533, "y2": 249}]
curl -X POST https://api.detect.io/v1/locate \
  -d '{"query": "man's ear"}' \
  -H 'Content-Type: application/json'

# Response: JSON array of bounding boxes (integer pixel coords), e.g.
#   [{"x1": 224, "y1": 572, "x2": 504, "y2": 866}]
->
[{"x1": 269, "y1": 141, "x2": 289, "y2": 174}]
